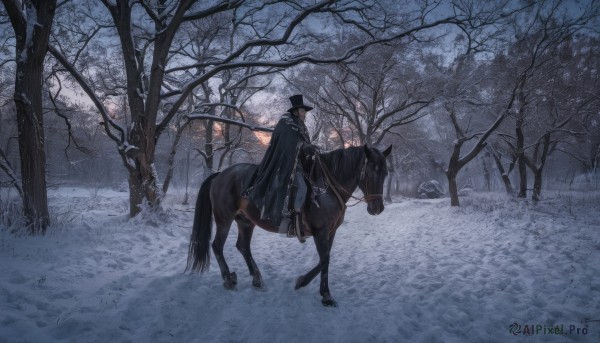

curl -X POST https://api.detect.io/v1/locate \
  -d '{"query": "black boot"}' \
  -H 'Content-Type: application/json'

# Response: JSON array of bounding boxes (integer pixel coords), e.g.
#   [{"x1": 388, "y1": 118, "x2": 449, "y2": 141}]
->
[{"x1": 293, "y1": 211, "x2": 306, "y2": 243}]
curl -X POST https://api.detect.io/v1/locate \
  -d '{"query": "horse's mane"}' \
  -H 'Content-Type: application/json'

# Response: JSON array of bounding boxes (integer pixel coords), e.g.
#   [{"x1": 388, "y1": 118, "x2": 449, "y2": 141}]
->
[{"x1": 318, "y1": 146, "x2": 365, "y2": 186}]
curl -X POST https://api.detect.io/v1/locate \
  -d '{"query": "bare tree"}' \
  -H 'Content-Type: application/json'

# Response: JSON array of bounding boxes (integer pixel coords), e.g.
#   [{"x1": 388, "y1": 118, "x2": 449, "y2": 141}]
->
[
  {"x1": 1, "y1": 0, "x2": 57, "y2": 233},
  {"x1": 297, "y1": 44, "x2": 433, "y2": 146},
  {"x1": 523, "y1": 61, "x2": 598, "y2": 201},
  {"x1": 47, "y1": 0, "x2": 471, "y2": 217},
  {"x1": 499, "y1": 0, "x2": 599, "y2": 199},
  {"x1": 442, "y1": 0, "x2": 600, "y2": 206},
  {"x1": 444, "y1": 50, "x2": 551, "y2": 206},
  {"x1": 445, "y1": 106, "x2": 513, "y2": 206}
]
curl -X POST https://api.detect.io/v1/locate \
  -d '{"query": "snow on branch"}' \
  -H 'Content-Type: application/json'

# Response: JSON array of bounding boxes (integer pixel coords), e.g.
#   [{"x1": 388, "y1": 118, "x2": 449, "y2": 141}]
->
[
  {"x1": 2, "y1": 0, "x2": 27, "y2": 40},
  {"x1": 186, "y1": 112, "x2": 273, "y2": 133},
  {"x1": 183, "y1": 0, "x2": 244, "y2": 22}
]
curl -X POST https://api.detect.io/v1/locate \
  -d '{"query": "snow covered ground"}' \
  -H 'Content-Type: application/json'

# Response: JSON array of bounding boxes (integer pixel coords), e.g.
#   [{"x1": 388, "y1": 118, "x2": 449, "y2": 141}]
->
[{"x1": 1, "y1": 187, "x2": 599, "y2": 343}]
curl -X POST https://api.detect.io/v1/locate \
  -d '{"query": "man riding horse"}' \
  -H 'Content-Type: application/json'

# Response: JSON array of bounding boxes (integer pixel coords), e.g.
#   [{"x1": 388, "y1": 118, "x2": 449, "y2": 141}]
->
[
  {"x1": 187, "y1": 100, "x2": 392, "y2": 304},
  {"x1": 244, "y1": 94, "x2": 319, "y2": 243}
]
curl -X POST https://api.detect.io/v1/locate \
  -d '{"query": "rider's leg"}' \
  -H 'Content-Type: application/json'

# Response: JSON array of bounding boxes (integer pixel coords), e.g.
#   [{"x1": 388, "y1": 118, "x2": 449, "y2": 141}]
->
[
  {"x1": 293, "y1": 170, "x2": 307, "y2": 212},
  {"x1": 292, "y1": 171, "x2": 307, "y2": 243}
]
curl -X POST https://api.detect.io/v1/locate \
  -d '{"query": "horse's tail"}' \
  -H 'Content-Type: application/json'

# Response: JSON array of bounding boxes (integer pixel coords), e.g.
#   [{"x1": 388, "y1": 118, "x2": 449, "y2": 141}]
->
[{"x1": 186, "y1": 172, "x2": 220, "y2": 273}]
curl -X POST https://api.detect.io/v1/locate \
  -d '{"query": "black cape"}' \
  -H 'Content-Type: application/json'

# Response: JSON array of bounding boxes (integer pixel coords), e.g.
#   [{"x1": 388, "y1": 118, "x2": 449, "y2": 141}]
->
[{"x1": 248, "y1": 113, "x2": 310, "y2": 226}]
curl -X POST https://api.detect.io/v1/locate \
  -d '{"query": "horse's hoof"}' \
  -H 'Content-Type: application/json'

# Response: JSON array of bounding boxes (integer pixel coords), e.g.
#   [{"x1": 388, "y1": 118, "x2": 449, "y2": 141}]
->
[
  {"x1": 295, "y1": 276, "x2": 305, "y2": 290},
  {"x1": 253, "y1": 283, "x2": 267, "y2": 292},
  {"x1": 321, "y1": 293, "x2": 337, "y2": 307},
  {"x1": 322, "y1": 298, "x2": 337, "y2": 307},
  {"x1": 223, "y1": 272, "x2": 237, "y2": 290},
  {"x1": 252, "y1": 278, "x2": 264, "y2": 289}
]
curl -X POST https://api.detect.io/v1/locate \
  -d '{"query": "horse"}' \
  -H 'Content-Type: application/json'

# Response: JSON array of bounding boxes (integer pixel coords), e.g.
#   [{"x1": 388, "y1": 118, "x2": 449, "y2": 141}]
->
[{"x1": 186, "y1": 144, "x2": 392, "y2": 306}]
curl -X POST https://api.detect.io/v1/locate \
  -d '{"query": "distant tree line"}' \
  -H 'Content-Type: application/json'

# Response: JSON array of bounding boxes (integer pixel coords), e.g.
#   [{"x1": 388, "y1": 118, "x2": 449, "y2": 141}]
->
[{"x1": 0, "y1": 0, "x2": 598, "y2": 233}]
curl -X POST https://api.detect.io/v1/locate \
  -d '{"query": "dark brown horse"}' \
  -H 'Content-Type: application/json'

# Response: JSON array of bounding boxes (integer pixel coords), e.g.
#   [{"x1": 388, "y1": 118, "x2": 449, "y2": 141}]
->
[{"x1": 186, "y1": 144, "x2": 391, "y2": 306}]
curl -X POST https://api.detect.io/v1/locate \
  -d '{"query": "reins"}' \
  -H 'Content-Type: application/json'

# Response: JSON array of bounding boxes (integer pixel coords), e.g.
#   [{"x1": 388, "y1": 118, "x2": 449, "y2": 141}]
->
[
  {"x1": 314, "y1": 154, "x2": 347, "y2": 209},
  {"x1": 315, "y1": 153, "x2": 383, "y2": 208}
]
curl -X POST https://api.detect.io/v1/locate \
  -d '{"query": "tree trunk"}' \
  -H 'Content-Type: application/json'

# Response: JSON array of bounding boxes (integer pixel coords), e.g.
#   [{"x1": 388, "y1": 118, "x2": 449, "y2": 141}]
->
[
  {"x1": 384, "y1": 154, "x2": 395, "y2": 203},
  {"x1": 122, "y1": 123, "x2": 161, "y2": 217},
  {"x1": 444, "y1": 103, "x2": 510, "y2": 207},
  {"x1": 204, "y1": 119, "x2": 214, "y2": 171},
  {"x1": 118, "y1": 132, "x2": 160, "y2": 217},
  {"x1": 104, "y1": 0, "x2": 182, "y2": 217},
  {"x1": 489, "y1": 149, "x2": 514, "y2": 195},
  {"x1": 217, "y1": 121, "x2": 233, "y2": 171},
  {"x1": 528, "y1": 133, "x2": 551, "y2": 202},
  {"x1": 447, "y1": 168, "x2": 459, "y2": 206},
  {"x1": 15, "y1": 87, "x2": 49, "y2": 232},
  {"x1": 502, "y1": 174, "x2": 514, "y2": 194},
  {"x1": 532, "y1": 170, "x2": 542, "y2": 202},
  {"x1": 482, "y1": 154, "x2": 491, "y2": 191},
  {"x1": 517, "y1": 154, "x2": 527, "y2": 198},
  {"x1": 128, "y1": 170, "x2": 144, "y2": 217},
  {"x1": 3, "y1": 0, "x2": 58, "y2": 233},
  {"x1": 446, "y1": 139, "x2": 462, "y2": 207},
  {"x1": 384, "y1": 173, "x2": 393, "y2": 203},
  {"x1": 516, "y1": 121, "x2": 527, "y2": 198}
]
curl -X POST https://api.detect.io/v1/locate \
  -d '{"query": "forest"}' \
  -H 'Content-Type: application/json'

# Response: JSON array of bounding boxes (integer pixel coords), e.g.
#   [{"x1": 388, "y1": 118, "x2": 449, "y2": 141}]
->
[{"x1": 0, "y1": 0, "x2": 598, "y2": 233}]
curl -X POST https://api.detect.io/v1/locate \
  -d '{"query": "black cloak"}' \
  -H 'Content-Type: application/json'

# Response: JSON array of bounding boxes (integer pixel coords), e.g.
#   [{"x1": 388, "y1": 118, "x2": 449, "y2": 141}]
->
[{"x1": 248, "y1": 113, "x2": 311, "y2": 226}]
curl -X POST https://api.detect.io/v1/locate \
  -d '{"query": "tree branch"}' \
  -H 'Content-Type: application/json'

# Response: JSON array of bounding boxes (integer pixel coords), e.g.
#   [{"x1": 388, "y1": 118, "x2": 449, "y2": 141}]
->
[
  {"x1": 186, "y1": 112, "x2": 273, "y2": 132},
  {"x1": 48, "y1": 44, "x2": 125, "y2": 145},
  {"x1": 0, "y1": 147, "x2": 23, "y2": 197}
]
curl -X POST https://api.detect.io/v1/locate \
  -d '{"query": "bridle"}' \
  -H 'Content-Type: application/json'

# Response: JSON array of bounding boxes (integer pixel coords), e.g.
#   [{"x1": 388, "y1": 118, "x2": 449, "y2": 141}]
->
[
  {"x1": 318, "y1": 153, "x2": 384, "y2": 208},
  {"x1": 353, "y1": 157, "x2": 384, "y2": 205}
]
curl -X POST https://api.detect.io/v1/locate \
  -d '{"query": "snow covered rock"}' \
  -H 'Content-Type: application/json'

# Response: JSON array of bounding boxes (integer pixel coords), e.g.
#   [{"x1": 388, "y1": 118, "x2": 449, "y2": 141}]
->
[{"x1": 417, "y1": 180, "x2": 444, "y2": 198}]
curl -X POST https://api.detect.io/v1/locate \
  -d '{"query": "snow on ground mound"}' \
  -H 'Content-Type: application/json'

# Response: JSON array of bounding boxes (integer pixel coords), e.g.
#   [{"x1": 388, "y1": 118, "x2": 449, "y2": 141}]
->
[{"x1": 1, "y1": 188, "x2": 599, "y2": 342}]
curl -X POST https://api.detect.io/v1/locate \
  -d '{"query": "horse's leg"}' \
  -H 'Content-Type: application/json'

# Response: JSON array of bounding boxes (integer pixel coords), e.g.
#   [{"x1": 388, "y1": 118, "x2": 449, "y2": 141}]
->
[
  {"x1": 294, "y1": 227, "x2": 327, "y2": 289},
  {"x1": 320, "y1": 229, "x2": 338, "y2": 307},
  {"x1": 295, "y1": 227, "x2": 338, "y2": 306},
  {"x1": 234, "y1": 215, "x2": 264, "y2": 289},
  {"x1": 211, "y1": 216, "x2": 237, "y2": 290}
]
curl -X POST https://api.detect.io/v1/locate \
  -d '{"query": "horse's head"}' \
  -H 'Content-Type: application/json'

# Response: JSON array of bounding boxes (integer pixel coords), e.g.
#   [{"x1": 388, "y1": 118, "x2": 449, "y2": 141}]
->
[{"x1": 359, "y1": 144, "x2": 392, "y2": 215}]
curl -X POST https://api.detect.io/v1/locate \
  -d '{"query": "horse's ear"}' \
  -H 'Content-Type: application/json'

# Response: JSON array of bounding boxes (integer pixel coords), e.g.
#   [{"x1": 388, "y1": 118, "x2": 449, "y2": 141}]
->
[
  {"x1": 364, "y1": 144, "x2": 374, "y2": 160},
  {"x1": 383, "y1": 144, "x2": 392, "y2": 158}
]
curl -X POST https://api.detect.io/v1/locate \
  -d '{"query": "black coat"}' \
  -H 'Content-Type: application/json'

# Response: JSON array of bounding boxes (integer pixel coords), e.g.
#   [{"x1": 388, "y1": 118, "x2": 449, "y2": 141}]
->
[{"x1": 248, "y1": 113, "x2": 311, "y2": 226}]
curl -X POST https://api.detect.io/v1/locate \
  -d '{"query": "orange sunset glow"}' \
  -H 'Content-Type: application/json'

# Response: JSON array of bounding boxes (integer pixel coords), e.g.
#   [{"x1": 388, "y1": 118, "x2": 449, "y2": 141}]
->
[{"x1": 253, "y1": 131, "x2": 272, "y2": 146}]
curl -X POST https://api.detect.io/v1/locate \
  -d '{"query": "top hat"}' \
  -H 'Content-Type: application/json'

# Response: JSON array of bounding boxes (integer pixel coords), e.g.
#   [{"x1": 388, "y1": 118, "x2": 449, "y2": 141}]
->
[{"x1": 287, "y1": 94, "x2": 313, "y2": 113}]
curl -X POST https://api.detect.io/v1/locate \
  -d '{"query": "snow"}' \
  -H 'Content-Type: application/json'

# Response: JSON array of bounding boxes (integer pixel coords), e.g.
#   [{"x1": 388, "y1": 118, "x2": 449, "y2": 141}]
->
[
  {"x1": 123, "y1": 144, "x2": 137, "y2": 154},
  {"x1": 19, "y1": 4, "x2": 38, "y2": 63},
  {"x1": 1, "y1": 188, "x2": 599, "y2": 342},
  {"x1": 18, "y1": 92, "x2": 31, "y2": 105}
]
